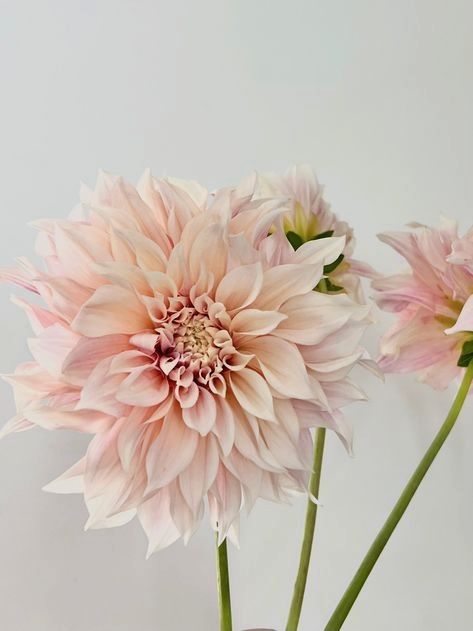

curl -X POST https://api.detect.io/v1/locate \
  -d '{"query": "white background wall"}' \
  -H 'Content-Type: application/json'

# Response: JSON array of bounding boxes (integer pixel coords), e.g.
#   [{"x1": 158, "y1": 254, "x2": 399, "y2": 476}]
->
[{"x1": 0, "y1": 1, "x2": 472, "y2": 630}]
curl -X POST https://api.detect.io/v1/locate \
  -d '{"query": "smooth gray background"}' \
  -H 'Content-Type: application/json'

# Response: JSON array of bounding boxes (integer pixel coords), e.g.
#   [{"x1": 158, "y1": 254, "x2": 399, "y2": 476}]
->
[{"x1": 0, "y1": 1, "x2": 472, "y2": 630}]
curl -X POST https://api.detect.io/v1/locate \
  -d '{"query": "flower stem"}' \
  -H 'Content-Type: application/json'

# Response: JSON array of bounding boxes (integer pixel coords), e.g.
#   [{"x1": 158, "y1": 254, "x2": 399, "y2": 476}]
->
[
  {"x1": 286, "y1": 427, "x2": 327, "y2": 631},
  {"x1": 324, "y1": 360, "x2": 473, "y2": 631},
  {"x1": 216, "y1": 534, "x2": 233, "y2": 631}
]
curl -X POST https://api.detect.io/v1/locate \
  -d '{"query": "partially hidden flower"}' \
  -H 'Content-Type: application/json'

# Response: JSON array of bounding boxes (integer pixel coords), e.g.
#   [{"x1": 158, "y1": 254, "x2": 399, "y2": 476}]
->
[
  {"x1": 0, "y1": 169, "x2": 373, "y2": 555},
  {"x1": 374, "y1": 219, "x2": 473, "y2": 389},
  {"x1": 245, "y1": 164, "x2": 378, "y2": 302}
]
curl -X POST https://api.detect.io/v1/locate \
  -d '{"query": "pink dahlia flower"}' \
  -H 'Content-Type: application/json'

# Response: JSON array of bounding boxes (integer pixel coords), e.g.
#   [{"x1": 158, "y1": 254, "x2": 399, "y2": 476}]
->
[
  {"x1": 1, "y1": 170, "x2": 372, "y2": 555},
  {"x1": 374, "y1": 219, "x2": 473, "y2": 389},
  {"x1": 246, "y1": 164, "x2": 378, "y2": 302}
]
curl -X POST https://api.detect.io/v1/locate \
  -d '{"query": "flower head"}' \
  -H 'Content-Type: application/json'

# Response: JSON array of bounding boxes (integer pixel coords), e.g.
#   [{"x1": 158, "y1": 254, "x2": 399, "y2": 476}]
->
[
  {"x1": 374, "y1": 219, "x2": 473, "y2": 389},
  {"x1": 1, "y1": 169, "x2": 372, "y2": 555},
  {"x1": 247, "y1": 165, "x2": 378, "y2": 302}
]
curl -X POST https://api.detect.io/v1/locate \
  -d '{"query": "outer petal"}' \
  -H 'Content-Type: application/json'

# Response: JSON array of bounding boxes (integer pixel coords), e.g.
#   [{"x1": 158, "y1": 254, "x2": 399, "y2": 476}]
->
[
  {"x1": 241, "y1": 336, "x2": 312, "y2": 398},
  {"x1": 72, "y1": 285, "x2": 150, "y2": 336},
  {"x1": 229, "y1": 368, "x2": 275, "y2": 421},
  {"x1": 146, "y1": 406, "x2": 199, "y2": 491}
]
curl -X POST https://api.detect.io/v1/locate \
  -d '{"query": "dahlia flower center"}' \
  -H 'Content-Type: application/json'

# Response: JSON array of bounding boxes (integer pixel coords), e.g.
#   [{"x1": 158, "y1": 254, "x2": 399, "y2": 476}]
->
[
  {"x1": 175, "y1": 314, "x2": 217, "y2": 359},
  {"x1": 153, "y1": 298, "x2": 235, "y2": 398}
]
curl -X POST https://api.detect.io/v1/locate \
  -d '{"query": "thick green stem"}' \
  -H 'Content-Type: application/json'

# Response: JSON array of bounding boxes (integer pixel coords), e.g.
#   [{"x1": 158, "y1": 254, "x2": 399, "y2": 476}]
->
[
  {"x1": 324, "y1": 360, "x2": 473, "y2": 630},
  {"x1": 216, "y1": 535, "x2": 233, "y2": 631},
  {"x1": 286, "y1": 427, "x2": 327, "y2": 631}
]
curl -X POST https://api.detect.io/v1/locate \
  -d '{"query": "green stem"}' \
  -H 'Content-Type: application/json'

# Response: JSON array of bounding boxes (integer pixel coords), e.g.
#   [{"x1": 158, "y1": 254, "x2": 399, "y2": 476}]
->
[
  {"x1": 286, "y1": 427, "x2": 327, "y2": 631},
  {"x1": 216, "y1": 535, "x2": 233, "y2": 631},
  {"x1": 325, "y1": 360, "x2": 473, "y2": 631}
]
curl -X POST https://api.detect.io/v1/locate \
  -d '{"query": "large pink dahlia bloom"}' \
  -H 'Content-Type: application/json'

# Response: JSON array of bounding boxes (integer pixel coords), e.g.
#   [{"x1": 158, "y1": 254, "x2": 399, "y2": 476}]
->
[
  {"x1": 374, "y1": 219, "x2": 473, "y2": 389},
  {"x1": 1, "y1": 170, "x2": 372, "y2": 554},
  {"x1": 248, "y1": 164, "x2": 378, "y2": 302}
]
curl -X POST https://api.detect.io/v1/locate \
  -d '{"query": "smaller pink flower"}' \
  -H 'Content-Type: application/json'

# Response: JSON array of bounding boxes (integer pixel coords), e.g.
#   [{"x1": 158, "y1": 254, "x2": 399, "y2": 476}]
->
[
  {"x1": 246, "y1": 164, "x2": 378, "y2": 302},
  {"x1": 374, "y1": 219, "x2": 473, "y2": 389}
]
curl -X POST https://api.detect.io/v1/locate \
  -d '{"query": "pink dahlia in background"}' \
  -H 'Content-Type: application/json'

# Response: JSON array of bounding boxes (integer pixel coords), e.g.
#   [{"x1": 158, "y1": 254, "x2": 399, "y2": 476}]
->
[
  {"x1": 374, "y1": 219, "x2": 473, "y2": 389},
  {"x1": 0, "y1": 169, "x2": 372, "y2": 555},
  {"x1": 246, "y1": 164, "x2": 378, "y2": 302}
]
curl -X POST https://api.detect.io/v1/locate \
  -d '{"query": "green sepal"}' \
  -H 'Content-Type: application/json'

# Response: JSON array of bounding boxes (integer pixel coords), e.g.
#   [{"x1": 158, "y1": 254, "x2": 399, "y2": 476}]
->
[
  {"x1": 315, "y1": 278, "x2": 344, "y2": 293},
  {"x1": 457, "y1": 339, "x2": 473, "y2": 367},
  {"x1": 311, "y1": 230, "x2": 334, "y2": 240},
  {"x1": 286, "y1": 231, "x2": 304, "y2": 251},
  {"x1": 323, "y1": 253, "x2": 345, "y2": 275}
]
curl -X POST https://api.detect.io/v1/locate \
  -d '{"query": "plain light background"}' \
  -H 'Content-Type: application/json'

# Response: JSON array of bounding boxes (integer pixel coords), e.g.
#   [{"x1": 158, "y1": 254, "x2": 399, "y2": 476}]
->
[{"x1": 0, "y1": 1, "x2": 472, "y2": 630}]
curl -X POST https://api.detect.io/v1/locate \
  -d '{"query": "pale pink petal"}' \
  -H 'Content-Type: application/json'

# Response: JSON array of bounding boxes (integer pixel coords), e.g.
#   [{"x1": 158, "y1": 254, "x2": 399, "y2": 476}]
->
[
  {"x1": 215, "y1": 263, "x2": 263, "y2": 311},
  {"x1": 230, "y1": 309, "x2": 287, "y2": 336},
  {"x1": 242, "y1": 336, "x2": 312, "y2": 398},
  {"x1": 182, "y1": 387, "x2": 217, "y2": 435},
  {"x1": 117, "y1": 365, "x2": 169, "y2": 407},
  {"x1": 138, "y1": 489, "x2": 180, "y2": 557},
  {"x1": 43, "y1": 458, "x2": 86, "y2": 494},
  {"x1": 445, "y1": 295, "x2": 473, "y2": 335},
  {"x1": 28, "y1": 324, "x2": 79, "y2": 377},
  {"x1": 146, "y1": 406, "x2": 199, "y2": 491},
  {"x1": 229, "y1": 368, "x2": 275, "y2": 421},
  {"x1": 77, "y1": 357, "x2": 127, "y2": 416},
  {"x1": 63, "y1": 334, "x2": 131, "y2": 385},
  {"x1": 252, "y1": 264, "x2": 321, "y2": 310},
  {"x1": 179, "y1": 435, "x2": 219, "y2": 511},
  {"x1": 293, "y1": 236, "x2": 345, "y2": 266},
  {"x1": 73, "y1": 285, "x2": 150, "y2": 336}
]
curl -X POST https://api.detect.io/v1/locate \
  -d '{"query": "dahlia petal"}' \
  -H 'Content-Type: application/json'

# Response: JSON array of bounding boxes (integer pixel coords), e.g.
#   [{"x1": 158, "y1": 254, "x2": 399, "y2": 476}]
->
[
  {"x1": 43, "y1": 458, "x2": 86, "y2": 494},
  {"x1": 175, "y1": 381, "x2": 199, "y2": 408},
  {"x1": 259, "y1": 422, "x2": 305, "y2": 469},
  {"x1": 223, "y1": 450, "x2": 263, "y2": 512},
  {"x1": 85, "y1": 499, "x2": 137, "y2": 530},
  {"x1": 0, "y1": 415, "x2": 34, "y2": 439},
  {"x1": 28, "y1": 324, "x2": 79, "y2": 377},
  {"x1": 304, "y1": 350, "x2": 364, "y2": 373},
  {"x1": 116, "y1": 408, "x2": 148, "y2": 471},
  {"x1": 212, "y1": 397, "x2": 235, "y2": 456},
  {"x1": 93, "y1": 262, "x2": 153, "y2": 296},
  {"x1": 230, "y1": 309, "x2": 287, "y2": 336},
  {"x1": 212, "y1": 465, "x2": 243, "y2": 544},
  {"x1": 138, "y1": 489, "x2": 180, "y2": 557},
  {"x1": 109, "y1": 350, "x2": 151, "y2": 374},
  {"x1": 252, "y1": 264, "x2": 321, "y2": 310},
  {"x1": 36, "y1": 274, "x2": 93, "y2": 321},
  {"x1": 78, "y1": 357, "x2": 127, "y2": 416},
  {"x1": 144, "y1": 271, "x2": 178, "y2": 297},
  {"x1": 146, "y1": 407, "x2": 199, "y2": 491},
  {"x1": 242, "y1": 336, "x2": 312, "y2": 399},
  {"x1": 275, "y1": 293, "x2": 369, "y2": 345},
  {"x1": 117, "y1": 365, "x2": 170, "y2": 407},
  {"x1": 117, "y1": 229, "x2": 168, "y2": 272},
  {"x1": 229, "y1": 368, "x2": 275, "y2": 421},
  {"x1": 11, "y1": 295, "x2": 60, "y2": 335},
  {"x1": 179, "y1": 435, "x2": 219, "y2": 511},
  {"x1": 24, "y1": 407, "x2": 113, "y2": 433},
  {"x1": 62, "y1": 334, "x2": 131, "y2": 385},
  {"x1": 168, "y1": 481, "x2": 202, "y2": 541},
  {"x1": 182, "y1": 387, "x2": 217, "y2": 435},
  {"x1": 293, "y1": 235, "x2": 345, "y2": 266},
  {"x1": 215, "y1": 263, "x2": 263, "y2": 312},
  {"x1": 273, "y1": 399, "x2": 300, "y2": 444},
  {"x1": 445, "y1": 295, "x2": 473, "y2": 335},
  {"x1": 232, "y1": 410, "x2": 281, "y2": 472},
  {"x1": 322, "y1": 379, "x2": 367, "y2": 408},
  {"x1": 188, "y1": 222, "x2": 228, "y2": 287},
  {"x1": 72, "y1": 285, "x2": 150, "y2": 336},
  {"x1": 53, "y1": 223, "x2": 110, "y2": 288}
]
